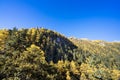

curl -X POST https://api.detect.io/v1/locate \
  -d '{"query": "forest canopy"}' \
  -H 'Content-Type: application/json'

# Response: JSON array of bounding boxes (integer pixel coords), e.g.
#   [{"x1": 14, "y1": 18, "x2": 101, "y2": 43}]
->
[{"x1": 0, "y1": 27, "x2": 120, "y2": 80}]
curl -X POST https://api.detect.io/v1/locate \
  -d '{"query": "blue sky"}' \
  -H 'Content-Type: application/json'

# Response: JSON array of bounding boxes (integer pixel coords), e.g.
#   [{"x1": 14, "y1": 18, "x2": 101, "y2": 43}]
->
[{"x1": 0, "y1": 0, "x2": 120, "y2": 41}]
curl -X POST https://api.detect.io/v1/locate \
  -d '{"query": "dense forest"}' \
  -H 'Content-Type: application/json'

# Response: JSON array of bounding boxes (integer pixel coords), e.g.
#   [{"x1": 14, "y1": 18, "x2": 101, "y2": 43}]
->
[{"x1": 0, "y1": 28, "x2": 120, "y2": 80}]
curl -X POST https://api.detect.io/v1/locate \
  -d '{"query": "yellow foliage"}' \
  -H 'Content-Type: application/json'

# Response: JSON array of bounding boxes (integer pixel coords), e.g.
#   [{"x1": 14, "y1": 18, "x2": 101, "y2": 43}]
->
[
  {"x1": 56, "y1": 60, "x2": 71, "y2": 72},
  {"x1": 24, "y1": 44, "x2": 45, "y2": 64},
  {"x1": 80, "y1": 63, "x2": 95, "y2": 78},
  {"x1": 26, "y1": 28, "x2": 35, "y2": 42},
  {"x1": 0, "y1": 29, "x2": 8, "y2": 50},
  {"x1": 66, "y1": 71, "x2": 71, "y2": 80},
  {"x1": 111, "y1": 69, "x2": 120, "y2": 80},
  {"x1": 70, "y1": 61, "x2": 79, "y2": 74},
  {"x1": 80, "y1": 73, "x2": 87, "y2": 80},
  {"x1": 19, "y1": 63, "x2": 39, "y2": 70},
  {"x1": 56, "y1": 60, "x2": 64, "y2": 72},
  {"x1": 27, "y1": 44, "x2": 40, "y2": 50}
]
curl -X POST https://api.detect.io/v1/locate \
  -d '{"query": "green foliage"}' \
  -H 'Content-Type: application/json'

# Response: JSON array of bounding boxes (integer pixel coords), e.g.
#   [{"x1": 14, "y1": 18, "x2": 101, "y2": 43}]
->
[
  {"x1": 0, "y1": 28, "x2": 120, "y2": 80},
  {"x1": 5, "y1": 28, "x2": 77, "y2": 63}
]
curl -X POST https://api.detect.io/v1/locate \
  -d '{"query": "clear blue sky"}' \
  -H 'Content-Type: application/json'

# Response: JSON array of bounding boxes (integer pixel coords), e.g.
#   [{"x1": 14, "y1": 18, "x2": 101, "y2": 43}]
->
[{"x1": 0, "y1": 0, "x2": 120, "y2": 41}]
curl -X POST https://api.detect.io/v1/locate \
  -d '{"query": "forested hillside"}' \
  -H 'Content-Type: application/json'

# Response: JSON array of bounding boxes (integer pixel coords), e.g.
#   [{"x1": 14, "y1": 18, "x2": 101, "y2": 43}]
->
[{"x1": 0, "y1": 28, "x2": 120, "y2": 80}]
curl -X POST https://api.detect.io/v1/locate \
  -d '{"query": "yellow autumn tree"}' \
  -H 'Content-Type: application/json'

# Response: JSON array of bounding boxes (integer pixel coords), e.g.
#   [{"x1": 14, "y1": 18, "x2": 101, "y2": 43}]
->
[
  {"x1": 111, "y1": 69, "x2": 120, "y2": 80},
  {"x1": 70, "y1": 61, "x2": 79, "y2": 74},
  {"x1": 26, "y1": 28, "x2": 37, "y2": 42},
  {"x1": 0, "y1": 29, "x2": 8, "y2": 50},
  {"x1": 66, "y1": 71, "x2": 71, "y2": 80},
  {"x1": 56, "y1": 60, "x2": 65, "y2": 72}
]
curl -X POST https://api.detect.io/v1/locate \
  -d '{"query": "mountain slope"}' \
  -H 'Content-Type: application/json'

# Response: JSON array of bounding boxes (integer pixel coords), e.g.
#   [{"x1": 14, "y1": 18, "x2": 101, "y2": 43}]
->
[
  {"x1": 0, "y1": 28, "x2": 120, "y2": 80},
  {"x1": 3, "y1": 28, "x2": 77, "y2": 63},
  {"x1": 70, "y1": 37, "x2": 120, "y2": 69}
]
